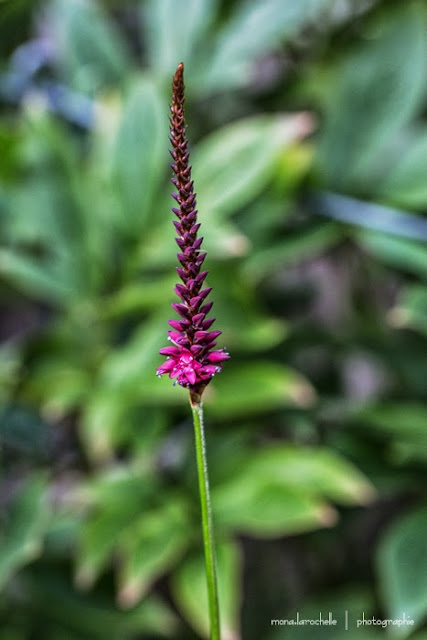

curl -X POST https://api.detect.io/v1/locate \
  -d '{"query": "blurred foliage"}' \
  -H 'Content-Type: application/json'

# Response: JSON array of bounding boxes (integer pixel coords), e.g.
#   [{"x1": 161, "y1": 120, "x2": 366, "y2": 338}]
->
[{"x1": 0, "y1": 0, "x2": 427, "y2": 638}]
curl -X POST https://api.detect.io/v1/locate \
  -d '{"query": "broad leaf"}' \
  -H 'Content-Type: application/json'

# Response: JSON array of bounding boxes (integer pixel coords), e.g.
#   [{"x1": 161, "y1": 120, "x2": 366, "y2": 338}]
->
[
  {"x1": 0, "y1": 248, "x2": 78, "y2": 303},
  {"x1": 243, "y1": 223, "x2": 342, "y2": 281},
  {"x1": 48, "y1": 0, "x2": 132, "y2": 93},
  {"x1": 318, "y1": 3, "x2": 425, "y2": 188},
  {"x1": 117, "y1": 498, "x2": 191, "y2": 608},
  {"x1": 205, "y1": 0, "x2": 335, "y2": 91},
  {"x1": 142, "y1": 0, "x2": 217, "y2": 78},
  {"x1": 213, "y1": 481, "x2": 335, "y2": 538},
  {"x1": 206, "y1": 362, "x2": 315, "y2": 418},
  {"x1": 357, "y1": 231, "x2": 427, "y2": 281},
  {"x1": 379, "y1": 132, "x2": 427, "y2": 209},
  {"x1": 211, "y1": 445, "x2": 374, "y2": 536},
  {"x1": 75, "y1": 468, "x2": 157, "y2": 587},
  {"x1": 0, "y1": 475, "x2": 49, "y2": 589},
  {"x1": 30, "y1": 570, "x2": 178, "y2": 638},
  {"x1": 172, "y1": 541, "x2": 242, "y2": 639},
  {"x1": 112, "y1": 76, "x2": 167, "y2": 231},
  {"x1": 392, "y1": 285, "x2": 427, "y2": 336},
  {"x1": 193, "y1": 114, "x2": 314, "y2": 222},
  {"x1": 377, "y1": 507, "x2": 427, "y2": 636}
]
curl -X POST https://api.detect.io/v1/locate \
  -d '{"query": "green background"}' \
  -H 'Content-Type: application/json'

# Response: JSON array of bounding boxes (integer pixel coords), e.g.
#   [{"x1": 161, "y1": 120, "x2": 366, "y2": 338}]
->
[{"x1": 1, "y1": 0, "x2": 427, "y2": 638}]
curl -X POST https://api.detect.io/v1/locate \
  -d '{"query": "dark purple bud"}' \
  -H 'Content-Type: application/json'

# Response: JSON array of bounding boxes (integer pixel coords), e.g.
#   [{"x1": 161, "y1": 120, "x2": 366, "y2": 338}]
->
[
  {"x1": 174, "y1": 284, "x2": 188, "y2": 300},
  {"x1": 199, "y1": 287, "x2": 213, "y2": 301},
  {"x1": 200, "y1": 301, "x2": 214, "y2": 315},
  {"x1": 190, "y1": 296, "x2": 202, "y2": 309},
  {"x1": 176, "y1": 267, "x2": 186, "y2": 280},
  {"x1": 171, "y1": 302, "x2": 190, "y2": 318},
  {"x1": 202, "y1": 318, "x2": 215, "y2": 330},
  {"x1": 168, "y1": 319, "x2": 185, "y2": 331},
  {"x1": 195, "y1": 270, "x2": 209, "y2": 284}
]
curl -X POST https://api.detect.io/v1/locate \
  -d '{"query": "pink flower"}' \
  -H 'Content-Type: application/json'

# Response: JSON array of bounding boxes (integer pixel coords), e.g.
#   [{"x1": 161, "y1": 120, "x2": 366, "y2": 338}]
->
[
  {"x1": 156, "y1": 63, "x2": 229, "y2": 394},
  {"x1": 157, "y1": 346, "x2": 228, "y2": 387}
]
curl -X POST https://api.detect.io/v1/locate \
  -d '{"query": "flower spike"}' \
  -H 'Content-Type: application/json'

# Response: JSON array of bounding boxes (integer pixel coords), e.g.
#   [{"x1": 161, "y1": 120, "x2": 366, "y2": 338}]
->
[{"x1": 156, "y1": 62, "x2": 229, "y2": 397}]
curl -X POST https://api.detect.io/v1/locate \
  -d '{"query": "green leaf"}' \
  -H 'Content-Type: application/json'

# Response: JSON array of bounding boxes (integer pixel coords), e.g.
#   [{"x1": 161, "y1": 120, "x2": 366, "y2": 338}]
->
[
  {"x1": 0, "y1": 475, "x2": 49, "y2": 588},
  {"x1": 235, "y1": 445, "x2": 375, "y2": 505},
  {"x1": 48, "y1": 0, "x2": 132, "y2": 93},
  {"x1": 6, "y1": 179, "x2": 71, "y2": 250},
  {"x1": 353, "y1": 403, "x2": 427, "y2": 463},
  {"x1": 377, "y1": 506, "x2": 427, "y2": 635},
  {"x1": 79, "y1": 392, "x2": 130, "y2": 463},
  {"x1": 243, "y1": 223, "x2": 342, "y2": 282},
  {"x1": 318, "y1": 3, "x2": 425, "y2": 188},
  {"x1": 76, "y1": 509, "x2": 136, "y2": 591},
  {"x1": 30, "y1": 570, "x2": 178, "y2": 638},
  {"x1": 226, "y1": 316, "x2": 287, "y2": 352},
  {"x1": 0, "y1": 342, "x2": 21, "y2": 402},
  {"x1": 357, "y1": 231, "x2": 427, "y2": 280},
  {"x1": 379, "y1": 131, "x2": 427, "y2": 209},
  {"x1": 112, "y1": 76, "x2": 167, "y2": 231},
  {"x1": 142, "y1": 0, "x2": 217, "y2": 78},
  {"x1": 193, "y1": 114, "x2": 314, "y2": 222},
  {"x1": 392, "y1": 285, "x2": 427, "y2": 336},
  {"x1": 205, "y1": 362, "x2": 315, "y2": 418},
  {"x1": 99, "y1": 276, "x2": 176, "y2": 318},
  {"x1": 92, "y1": 312, "x2": 189, "y2": 409},
  {"x1": 205, "y1": 0, "x2": 335, "y2": 91},
  {"x1": 75, "y1": 468, "x2": 156, "y2": 587},
  {"x1": 26, "y1": 361, "x2": 90, "y2": 419},
  {"x1": 172, "y1": 541, "x2": 242, "y2": 639},
  {"x1": 117, "y1": 498, "x2": 191, "y2": 608},
  {"x1": 211, "y1": 445, "x2": 374, "y2": 537},
  {"x1": 355, "y1": 404, "x2": 427, "y2": 442},
  {"x1": 0, "y1": 406, "x2": 51, "y2": 460},
  {"x1": 213, "y1": 482, "x2": 334, "y2": 538},
  {"x1": 0, "y1": 249, "x2": 77, "y2": 303}
]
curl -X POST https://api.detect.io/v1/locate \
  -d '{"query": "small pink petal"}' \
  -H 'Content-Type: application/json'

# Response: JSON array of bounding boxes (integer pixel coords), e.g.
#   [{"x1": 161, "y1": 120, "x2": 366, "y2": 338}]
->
[
  {"x1": 191, "y1": 344, "x2": 204, "y2": 355},
  {"x1": 171, "y1": 302, "x2": 189, "y2": 318},
  {"x1": 174, "y1": 284, "x2": 187, "y2": 300},
  {"x1": 168, "y1": 331, "x2": 186, "y2": 345},
  {"x1": 202, "y1": 365, "x2": 218, "y2": 376},
  {"x1": 185, "y1": 369, "x2": 197, "y2": 385},
  {"x1": 207, "y1": 351, "x2": 230, "y2": 363},
  {"x1": 157, "y1": 360, "x2": 175, "y2": 374},
  {"x1": 168, "y1": 319, "x2": 184, "y2": 331},
  {"x1": 159, "y1": 346, "x2": 180, "y2": 356}
]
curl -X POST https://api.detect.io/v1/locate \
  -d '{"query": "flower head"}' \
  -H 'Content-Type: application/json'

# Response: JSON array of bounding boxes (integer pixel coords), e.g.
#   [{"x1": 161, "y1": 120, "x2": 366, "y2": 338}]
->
[{"x1": 156, "y1": 63, "x2": 229, "y2": 396}]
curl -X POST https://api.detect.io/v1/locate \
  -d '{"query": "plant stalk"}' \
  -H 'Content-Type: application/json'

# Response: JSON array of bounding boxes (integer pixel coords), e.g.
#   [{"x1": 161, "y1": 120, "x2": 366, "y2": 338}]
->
[{"x1": 190, "y1": 396, "x2": 221, "y2": 640}]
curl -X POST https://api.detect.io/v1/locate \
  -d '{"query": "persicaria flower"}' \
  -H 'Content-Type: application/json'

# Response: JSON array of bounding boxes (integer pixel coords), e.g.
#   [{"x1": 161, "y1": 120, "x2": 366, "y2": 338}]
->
[{"x1": 156, "y1": 62, "x2": 229, "y2": 395}]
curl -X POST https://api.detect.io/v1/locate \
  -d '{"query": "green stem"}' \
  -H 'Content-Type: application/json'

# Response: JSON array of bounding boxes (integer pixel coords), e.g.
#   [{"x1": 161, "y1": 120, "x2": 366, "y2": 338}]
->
[{"x1": 190, "y1": 395, "x2": 221, "y2": 640}]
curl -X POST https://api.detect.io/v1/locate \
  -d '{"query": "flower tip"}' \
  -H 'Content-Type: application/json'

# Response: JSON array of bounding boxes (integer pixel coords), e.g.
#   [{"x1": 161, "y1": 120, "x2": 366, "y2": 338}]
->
[{"x1": 174, "y1": 62, "x2": 184, "y2": 82}]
